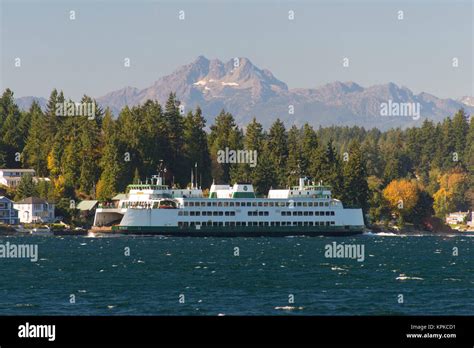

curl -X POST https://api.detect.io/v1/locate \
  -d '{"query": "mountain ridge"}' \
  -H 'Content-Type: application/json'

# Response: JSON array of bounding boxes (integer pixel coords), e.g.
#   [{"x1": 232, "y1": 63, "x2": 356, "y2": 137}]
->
[{"x1": 14, "y1": 56, "x2": 473, "y2": 130}]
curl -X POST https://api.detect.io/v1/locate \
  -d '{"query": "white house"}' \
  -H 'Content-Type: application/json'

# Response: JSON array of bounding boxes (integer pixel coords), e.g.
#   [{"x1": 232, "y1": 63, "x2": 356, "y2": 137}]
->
[
  {"x1": 14, "y1": 197, "x2": 55, "y2": 223},
  {"x1": 0, "y1": 169, "x2": 35, "y2": 188},
  {"x1": 0, "y1": 168, "x2": 51, "y2": 188},
  {"x1": 445, "y1": 211, "x2": 470, "y2": 225}
]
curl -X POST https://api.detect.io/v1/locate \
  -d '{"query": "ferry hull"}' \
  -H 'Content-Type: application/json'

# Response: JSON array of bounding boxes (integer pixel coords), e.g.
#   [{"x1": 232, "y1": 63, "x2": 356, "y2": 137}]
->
[{"x1": 111, "y1": 225, "x2": 365, "y2": 237}]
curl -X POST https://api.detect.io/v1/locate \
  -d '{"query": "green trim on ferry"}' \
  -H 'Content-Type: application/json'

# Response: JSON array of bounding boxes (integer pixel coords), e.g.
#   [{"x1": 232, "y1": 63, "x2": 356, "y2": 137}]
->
[
  {"x1": 111, "y1": 224, "x2": 365, "y2": 236},
  {"x1": 231, "y1": 192, "x2": 256, "y2": 198}
]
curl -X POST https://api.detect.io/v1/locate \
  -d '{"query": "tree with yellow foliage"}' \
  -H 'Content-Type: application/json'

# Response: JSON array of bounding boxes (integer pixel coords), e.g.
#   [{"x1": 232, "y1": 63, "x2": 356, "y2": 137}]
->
[
  {"x1": 382, "y1": 179, "x2": 420, "y2": 219},
  {"x1": 433, "y1": 170, "x2": 469, "y2": 218}
]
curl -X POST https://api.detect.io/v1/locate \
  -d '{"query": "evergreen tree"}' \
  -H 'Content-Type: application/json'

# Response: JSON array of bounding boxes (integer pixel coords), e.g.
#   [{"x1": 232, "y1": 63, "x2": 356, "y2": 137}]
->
[{"x1": 341, "y1": 140, "x2": 369, "y2": 212}]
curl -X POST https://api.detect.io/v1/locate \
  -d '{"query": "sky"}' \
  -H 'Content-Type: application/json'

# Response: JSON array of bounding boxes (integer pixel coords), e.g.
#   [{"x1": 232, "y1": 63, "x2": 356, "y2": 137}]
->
[{"x1": 0, "y1": 0, "x2": 473, "y2": 100}]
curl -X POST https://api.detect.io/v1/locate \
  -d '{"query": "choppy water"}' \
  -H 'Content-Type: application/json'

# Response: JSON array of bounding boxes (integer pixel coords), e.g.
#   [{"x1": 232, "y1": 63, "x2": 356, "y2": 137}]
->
[{"x1": 0, "y1": 233, "x2": 472, "y2": 315}]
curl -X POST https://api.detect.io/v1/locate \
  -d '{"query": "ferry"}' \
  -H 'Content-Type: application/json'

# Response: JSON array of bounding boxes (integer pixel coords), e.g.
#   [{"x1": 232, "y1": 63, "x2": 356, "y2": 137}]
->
[{"x1": 92, "y1": 173, "x2": 365, "y2": 237}]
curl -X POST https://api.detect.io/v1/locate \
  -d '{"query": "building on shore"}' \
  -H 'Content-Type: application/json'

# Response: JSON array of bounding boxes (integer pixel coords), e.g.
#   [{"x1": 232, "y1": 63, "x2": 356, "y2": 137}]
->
[
  {"x1": 0, "y1": 168, "x2": 50, "y2": 188},
  {"x1": 0, "y1": 196, "x2": 19, "y2": 225},
  {"x1": 445, "y1": 211, "x2": 470, "y2": 225},
  {"x1": 14, "y1": 197, "x2": 55, "y2": 223}
]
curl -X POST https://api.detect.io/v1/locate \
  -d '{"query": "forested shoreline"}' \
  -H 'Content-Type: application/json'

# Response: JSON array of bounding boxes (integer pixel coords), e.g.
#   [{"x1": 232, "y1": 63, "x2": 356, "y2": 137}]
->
[{"x1": 0, "y1": 88, "x2": 472, "y2": 227}]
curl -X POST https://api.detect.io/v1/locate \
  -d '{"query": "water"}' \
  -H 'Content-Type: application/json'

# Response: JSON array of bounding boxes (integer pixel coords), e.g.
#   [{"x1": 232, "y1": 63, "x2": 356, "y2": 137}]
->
[{"x1": 0, "y1": 234, "x2": 472, "y2": 315}]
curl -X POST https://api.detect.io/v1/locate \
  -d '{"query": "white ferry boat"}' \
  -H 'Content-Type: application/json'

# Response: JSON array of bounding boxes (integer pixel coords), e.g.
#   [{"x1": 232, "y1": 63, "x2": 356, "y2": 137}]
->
[{"x1": 92, "y1": 175, "x2": 364, "y2": 237}]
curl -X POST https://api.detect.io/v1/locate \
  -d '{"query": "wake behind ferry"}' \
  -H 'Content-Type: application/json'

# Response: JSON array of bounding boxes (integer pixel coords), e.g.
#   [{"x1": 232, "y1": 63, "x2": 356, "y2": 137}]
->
[{"x1": 92, "y1": 174, "x2": 365, "y2": 237}]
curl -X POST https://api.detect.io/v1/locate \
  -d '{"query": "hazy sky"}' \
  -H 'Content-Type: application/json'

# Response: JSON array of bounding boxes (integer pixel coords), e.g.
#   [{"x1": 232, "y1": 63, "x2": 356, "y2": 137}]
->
[{"x1": 1, "y1": 0, "x2": 472, "y2": 100}]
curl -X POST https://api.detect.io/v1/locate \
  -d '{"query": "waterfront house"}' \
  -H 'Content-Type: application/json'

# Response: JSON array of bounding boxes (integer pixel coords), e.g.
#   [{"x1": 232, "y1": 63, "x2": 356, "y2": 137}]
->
[
  {"x1": 0, "y1": 169, "x2": 35, "y2": 188},
  {"x1": 77, "y1": 200, "x2": 98, "y2": 217},
  {"x1": 0, "y1": 168, "x2": 51, "y2": 188},
  {"x1": 14, "y1": 197, "x2": 55, "y2": 223},
  {"x1": 0, "y1": 196, "x2": 19, "y2": 225},
  {"x1": 445, "y1": 211, "x2": 470, "y2": 225}
]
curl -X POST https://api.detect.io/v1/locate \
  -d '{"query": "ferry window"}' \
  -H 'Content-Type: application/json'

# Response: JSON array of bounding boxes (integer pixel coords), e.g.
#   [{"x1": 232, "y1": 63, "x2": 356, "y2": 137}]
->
[
  {"x1": 259, "y1": 222, "x2": 264, "y2": 227},
  {"x1": 297, "y1": 202, "x2": 302, "y2": 207},
  {"x1": 196, "y1": 212, "x2": 200, "y2": 216},
  {"x1": 264, "y1": 222, "x2": 269, "y2": 226},
  {"x1": 235, "y1": 202, "x2": 240, "y2": 207},
  {"x1": 326, "y1": 211, "x2": 330, "y2": 216},
  {"x1": 298, "y1": 211, "x2": 303, "y2": 216},
  {"x1": 218, "y1": 222, "x2": 223, "y2": 226},
  {"x1": 290, "y1": 191, "x2": 293, "y2": 195},
  {"x1": 247, "y1": 202, "x2": 251, "y2": 207},
  {"x1": 247, "y1": 211, "x2": 252, "y2": 216},
  {"x1": 319, "y1": 202, "x2": 324, "y2": 207},
  {"x1": 218, "y1": 202, "x2": 223, "y2": 207},
  {"x1": 263, "y1": 202, "x2": 268, "y2": 207},
  {"x1": 276, "y1": 222, "x2": 280, "y2": 226},
  {"x1": 258, "y1": 202, "x2": 263, "y2": 207},
  {"x1": 286, "y1": 202, "x2": 290, "y2": 207},
  {"x1": 178, "y1": 211, "x2": 183, "y2": 216},
  {"x1": 207, "y1": 202, "x2": 211, "y2": 206},
  {"x1": 331, "y1": 211, "x2": 335, "y2": 216},
  {"x1": 304, "y1": 212, "x2": 309, "y2": 216},
  {"x1": 269, "y1": 202, "x2": 274, "y2": 207},
  {"x1": 201, "y1": 202, "x2": 206, "y2": 207},
  {"x1": 326, "y1": 221, "x2": 330, "y2": 226},
  {"x1": 225, "y1": 222, "x2": 230, "y2": 226},
  {"x1": 309, "y1": 211, "x2": 313, "y2": 216},
  {"x1": 212, "y1": 202, "x2": 217, "y2": 207},
  {"x1": 184, "y1": 202, "x2": 188, "y2": 207},
  {"x1": 315, "y1": 211, "x2": 320, "y2": 216},
  {"x1": 213, "y1": 212, "x2": 218, "y2": 216},
  {"x1": 224, "y1": 202, "x2": 229, "y2": 207},
  {"x1": 303, "y1": 202, "x2": 307, "y2": 207},
  {"x1": 190, "y1": 222, "x2": 195, "y2": 226},
  {"x1": 308, "y1": 202, "x2": 313, "y2": 207},
  {"x1": 304, "y1": 222, "x2": 309, "y2": 226},
  {"x1": 219, "y1": 212, "x2": 223, "y2": 216},
  {"x1": 281, "y1": 222, "x2": 286, "y2": 226},
  {"x1": 265, "y1": 211, "x2": 269, "y2": 216},
  {"x1": 230, "y1": 202, "x2": 234, "y2": 207},
  {"x1": 184, "y1": 211, "x2": 189, "y2": 216},
  {"x1": 213, "y1": 222, "x2": 218, "y2": 227},
  {"x1": 236, "y1": 222, "x2": 241, "y2": 226},
  {"x1": 331, "y1": 221, "x2": 335, "y2": 225},
  {"x1": 325, "y1": 202, "x2": 329, "y2": 206},
  {"x1": 189, "y1": 202, "x2": 194, "y2": 207},
  {"x1": 183, "y1": 222, "x2": 189, "y2": 227},
  {"x1": 309, "y1": 222, "x2": 313, "y2": 226},
  {"x1": 190, "y1": 211, "x2": 195, "y2": 216},
  {"x1": 230, "y1": 212, "x2": 235, "y2": 216},
  {"x1": 258, "y1": 211, "x2": 263, "y2": 216},
  {"x1": 252, "y1": 202, "x2": 257, "y2": 207}
]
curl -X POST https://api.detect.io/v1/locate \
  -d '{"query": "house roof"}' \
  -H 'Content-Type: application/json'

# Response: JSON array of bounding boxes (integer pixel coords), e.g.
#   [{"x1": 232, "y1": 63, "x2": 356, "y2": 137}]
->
[
  {"x1": 112, "y1": 193, "x2": 127, "y2": 200},
  {"x1": 0, "y1": 196, "x2": 13, "y2": 202},
  {"x1": 15, "y1": 197, "x2": 49, "y2": 204},
  {"x1": 76, "y1": 200, "x2": 98, "y2": 211},
  {"x1": 0, "y1": 169, "x2": 35, "y2": 172}
]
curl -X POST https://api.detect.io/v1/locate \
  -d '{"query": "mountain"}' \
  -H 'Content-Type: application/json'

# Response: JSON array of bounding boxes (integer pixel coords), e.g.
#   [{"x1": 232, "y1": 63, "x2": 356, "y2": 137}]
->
[
  {"x1": 15, "y1": 56, "x2": 473, "y2": 130},
  {"x1": 459, "y1": 96, "x2": 474, "y2": 107},
  {"x1": 15, "y1": 96, "x2": 47, "y2": 111}
]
